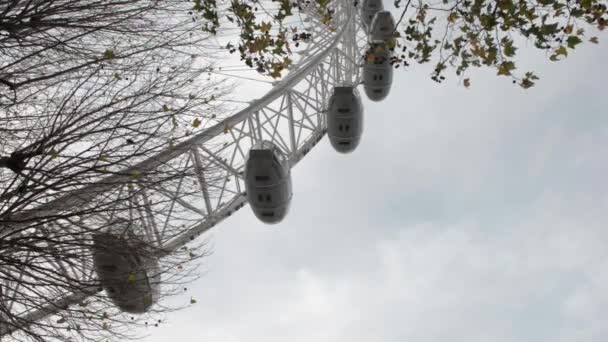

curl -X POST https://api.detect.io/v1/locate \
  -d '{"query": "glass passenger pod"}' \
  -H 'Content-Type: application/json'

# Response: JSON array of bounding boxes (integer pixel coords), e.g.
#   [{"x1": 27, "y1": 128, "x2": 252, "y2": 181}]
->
[
  {"x1": 360, "y1": 0, "x2": 384, "y2": 31},
  {"x1": 327, "y1": 86, "x2": 363, "y2": 153},
  {"x1": 363, "y1": 43, "x2": 393, "y2": 102},
  {"x1": 245, "y1": 141, "x2": 293, "y2": 224},
  {"x1": 369, "y1": 11, "x2": 396, "y2": 43},
  {"x1": 92, "y1": 220, "x2": 160, "y2": 314}
]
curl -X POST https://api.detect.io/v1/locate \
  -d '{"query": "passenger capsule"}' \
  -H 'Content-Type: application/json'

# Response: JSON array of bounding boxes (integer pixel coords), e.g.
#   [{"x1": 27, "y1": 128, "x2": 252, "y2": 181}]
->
[
  {"x1": 245, "y1": 141, "x2": 292, "y2": 224},
  {"x1": 360, "y1": 0, "x2": 384, "y2": 31},
  {"x1": 327, "y1": 86, "x2": 363, "y2": 153},
  {"x1": 363, "y1": 43, "x2": 393, "y2": 101},
  {"x1": 92, "y1": 221, "x2": 160, "y2": 314},
  {"x1": 369, "y1": 11, "x2": 396, "y2": 43}
]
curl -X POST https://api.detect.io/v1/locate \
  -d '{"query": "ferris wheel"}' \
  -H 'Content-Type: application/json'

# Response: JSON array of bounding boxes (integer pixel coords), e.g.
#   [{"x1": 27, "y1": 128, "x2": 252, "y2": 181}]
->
[{"x1": 0, "y1": 0, "x2": 394, "y2": 338}]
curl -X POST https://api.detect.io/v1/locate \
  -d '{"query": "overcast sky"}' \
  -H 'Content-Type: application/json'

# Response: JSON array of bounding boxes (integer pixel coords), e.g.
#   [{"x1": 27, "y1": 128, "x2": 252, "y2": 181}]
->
[{"x1": 144, "y1": 22, "x2": 608, "y2": 342}]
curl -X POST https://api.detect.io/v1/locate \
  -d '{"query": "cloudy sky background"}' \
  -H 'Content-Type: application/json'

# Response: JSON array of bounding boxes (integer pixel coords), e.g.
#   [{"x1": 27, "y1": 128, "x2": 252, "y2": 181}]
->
[{"x1": 145, "y1": 15, "x2": 608, "y2": 342}]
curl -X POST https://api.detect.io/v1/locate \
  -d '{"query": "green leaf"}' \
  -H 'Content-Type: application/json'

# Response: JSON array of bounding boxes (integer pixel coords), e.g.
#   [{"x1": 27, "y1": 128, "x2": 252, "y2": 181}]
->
[
  {"x1": 567, "y1": 36, "x2": 583, "y2": 49},
  {"x1": 162, "y1": 104, "x2": 170, "y2": 112},
  {"x1": 540, "y1": 23, "x2": 559, "y2": 35},
  {"x1": 49, "y1": 149, "x2": 59, "y2": 160},
  {"x1": 502, "y1": 38, "x2": 517, "y2": 57},
  {"x1": 103, "y1": 49, "x2": 115, "y2": 60}
]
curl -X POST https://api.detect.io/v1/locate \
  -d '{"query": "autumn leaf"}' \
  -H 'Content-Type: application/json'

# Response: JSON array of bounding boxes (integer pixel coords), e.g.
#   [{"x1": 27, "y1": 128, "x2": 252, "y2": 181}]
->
[
  {"x1": 520, "y1": 72, "x2": 539, "y2": 89},
  {"x1": 192, "y1": 118, "x2": 201, "y2": 128},
  {"x1": 131, "y1": 170, "x2": 141, "y2": 180},
  {"x1": 282, "y1": 56, "x2": 293, "y2": 68},
  {"x1": 259, "y1": 22, "x2": 272, "y2": 33},
  {"x1": 463, "y1": 78, "x2": 471, "y2": 88},
  {"x1": 190, "y1": 297, "x2": 197, "y2": 304},
  {"x1": 497, "y1": 61, "x2": 516, "y2": 76},
  {"x1": 590, "y1": 36, "x2": 599, "y2": 44}
]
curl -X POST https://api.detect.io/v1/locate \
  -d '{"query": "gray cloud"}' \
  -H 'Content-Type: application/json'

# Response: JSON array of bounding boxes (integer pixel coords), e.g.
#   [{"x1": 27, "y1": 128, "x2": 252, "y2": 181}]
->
[{"x1": 143, "y1": 34, "x2": 608, "y2": 342}]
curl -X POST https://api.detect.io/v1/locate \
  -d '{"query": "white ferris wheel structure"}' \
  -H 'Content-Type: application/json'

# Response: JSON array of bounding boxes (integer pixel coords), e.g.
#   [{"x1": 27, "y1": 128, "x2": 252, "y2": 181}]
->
[{"x1": 0, "y1": 0, "x2": 394, "y2": 338}]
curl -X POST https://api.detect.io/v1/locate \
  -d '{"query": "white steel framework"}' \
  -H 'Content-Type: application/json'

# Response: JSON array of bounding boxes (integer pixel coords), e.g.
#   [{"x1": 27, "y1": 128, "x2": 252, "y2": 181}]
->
[{"x1": 0, "y1": 0, "x2": 371, "y2": 337}]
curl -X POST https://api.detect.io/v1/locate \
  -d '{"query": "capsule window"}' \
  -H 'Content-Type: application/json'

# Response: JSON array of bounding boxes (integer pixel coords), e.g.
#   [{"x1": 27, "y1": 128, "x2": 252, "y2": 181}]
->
[
  {"x1": 258, "y1": 194, "x2": 264, "y2": 202},
  {"x1": 338, "y1": 141, "x2": 351, "y2": 146},
  {"x1": 338, "y1": 108, "x2": 349, "y2": 113},
  {"x1": 266, "y1": 194, "x2": 271, "y2": 202},
  {"x1": 345, "y1": 125, "x2": 350, "y2": 132},
  {"x1": 261, "y1": 212, "x2": 275, "y2": 217},
  {"x1": 107, "y1": 287, "x2": 116, "y2": 294},
  {"x1": 339, "y1": 124, "x2": 343, "y2": 131},
  {"x1": 379, "y1": 74, "x2": 383, "y2": 80},
  {"x1": 373, "y1": 89, "x2": 382, "y2": 94},
  {"x1": 255, "y1": 175, "x2": 269, "y2": 181}
]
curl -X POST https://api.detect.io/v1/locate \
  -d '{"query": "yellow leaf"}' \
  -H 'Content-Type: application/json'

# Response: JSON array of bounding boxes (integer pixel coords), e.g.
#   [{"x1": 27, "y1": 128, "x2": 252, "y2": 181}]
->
[
  {"x1": 463, "y1": 78, "x2": 471, "y2": 88},
  {"x1": 321, "y1": 14, "x2": 331, "y2": 25},
  {"x1": 192, "y1": 118, "x2": 201, "y2": 128},
  {"x1": 190, "y1": 297, "x2": 197, "y2": 304},
  {"x1": 131, "y1": 170, "x2": 141, "y2": 180},
  {"x1": 127, "y1": 273, "x2": 136, "y2": 283},
  {"x1": 564, "y1": 24, "x2": 573, "y2": 34},
  {"x1": 223, "y1": 123, "x2": 231, "y2": 134}
]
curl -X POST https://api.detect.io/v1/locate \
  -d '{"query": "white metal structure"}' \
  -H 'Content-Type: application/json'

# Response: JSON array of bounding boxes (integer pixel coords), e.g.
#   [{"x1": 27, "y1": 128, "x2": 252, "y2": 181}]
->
[{"x1": 0, "y1": 0, "x2": 380, "y2": 337}]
